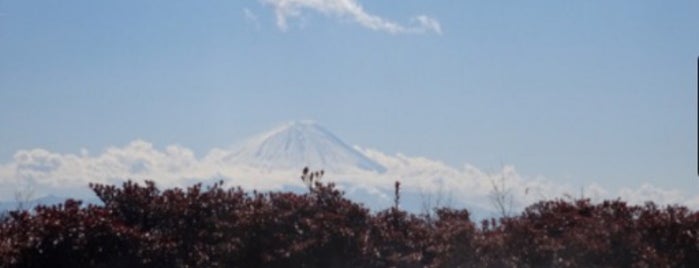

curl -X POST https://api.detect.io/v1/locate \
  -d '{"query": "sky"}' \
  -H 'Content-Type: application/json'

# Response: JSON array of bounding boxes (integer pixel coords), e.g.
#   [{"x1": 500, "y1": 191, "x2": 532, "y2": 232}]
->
[{"x1": 0, "y1": 1, "x2": 697, "y2": 203}]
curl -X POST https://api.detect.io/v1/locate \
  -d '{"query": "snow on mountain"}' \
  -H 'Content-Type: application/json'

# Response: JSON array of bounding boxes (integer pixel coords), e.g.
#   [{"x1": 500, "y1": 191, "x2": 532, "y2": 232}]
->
[{"x1": 226, "y1": 121, "x2": 386, "y2": 173}]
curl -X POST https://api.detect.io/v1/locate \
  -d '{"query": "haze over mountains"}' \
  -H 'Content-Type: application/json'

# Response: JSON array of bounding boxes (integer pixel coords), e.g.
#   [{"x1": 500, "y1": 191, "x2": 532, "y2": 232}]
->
[{"x1": 0, "y1": 121, "x2": 696, "y2": 215}]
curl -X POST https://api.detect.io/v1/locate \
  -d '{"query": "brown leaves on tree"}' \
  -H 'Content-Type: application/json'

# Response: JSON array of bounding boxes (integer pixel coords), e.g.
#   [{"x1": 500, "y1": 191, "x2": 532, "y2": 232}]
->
[{"x1": 1, "y1": 170, "x2": 698, "y2": 267}]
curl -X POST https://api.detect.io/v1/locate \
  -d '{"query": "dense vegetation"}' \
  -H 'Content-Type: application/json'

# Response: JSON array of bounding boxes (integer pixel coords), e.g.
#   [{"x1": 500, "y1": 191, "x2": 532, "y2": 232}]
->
[{"x1": 1, "y1": 171, "x2": 698, "y2": 267}]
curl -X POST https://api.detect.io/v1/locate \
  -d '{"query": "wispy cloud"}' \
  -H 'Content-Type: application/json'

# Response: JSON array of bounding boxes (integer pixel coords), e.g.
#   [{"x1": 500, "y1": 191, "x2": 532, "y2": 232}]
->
[
  {"x1": 243, "y1": 8, "x2": 260, "y2": 29},
  {"x1": 260, "y1": 0, "x2": 441, "y2": 34}
]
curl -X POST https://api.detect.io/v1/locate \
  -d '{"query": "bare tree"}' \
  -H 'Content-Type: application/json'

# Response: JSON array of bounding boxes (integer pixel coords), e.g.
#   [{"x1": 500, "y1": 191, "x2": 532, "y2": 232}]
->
[
  {"x1": 419, "y1": 182, "x2": 454, "y2": 224},
  {"x1": 14, "y1": 183, "x2": 36, "y2": 211},
  {"x1": 300, "y1": 167, "x2": 324, "y2": 193},
  {"x1": 393, "y1": 181, "x2": 401, "y2": 210},
  {"x1": 488, "y1": 173, "x2": 513, "y2": 218}
]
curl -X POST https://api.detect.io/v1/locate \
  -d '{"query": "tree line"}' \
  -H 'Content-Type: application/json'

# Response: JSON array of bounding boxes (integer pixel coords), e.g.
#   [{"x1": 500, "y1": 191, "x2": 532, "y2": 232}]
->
[{"x1": 1, "y1": 170, "x2": 698, "y2": 267}]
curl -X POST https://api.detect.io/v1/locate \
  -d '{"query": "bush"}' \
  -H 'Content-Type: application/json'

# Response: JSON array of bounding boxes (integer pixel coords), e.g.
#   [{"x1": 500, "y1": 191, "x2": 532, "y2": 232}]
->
[{"x1": 1, "y1": 178, "x2": 697, "y2": 267}]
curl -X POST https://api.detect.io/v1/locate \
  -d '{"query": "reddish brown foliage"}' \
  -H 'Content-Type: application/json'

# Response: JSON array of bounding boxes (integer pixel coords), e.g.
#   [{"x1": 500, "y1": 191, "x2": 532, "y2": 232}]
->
[{"x1": 1, "y1": 180, "x2": 697, "y2": 267}]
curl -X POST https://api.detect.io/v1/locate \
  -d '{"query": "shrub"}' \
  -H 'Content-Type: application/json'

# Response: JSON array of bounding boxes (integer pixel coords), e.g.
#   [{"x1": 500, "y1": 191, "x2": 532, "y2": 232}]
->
[{"x1": 1, "y1": 175, "x2": 697, "y2": 267}]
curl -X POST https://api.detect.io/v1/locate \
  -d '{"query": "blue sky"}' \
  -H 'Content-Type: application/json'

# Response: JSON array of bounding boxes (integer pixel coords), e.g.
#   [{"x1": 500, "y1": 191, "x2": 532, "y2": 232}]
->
[{"x1": 0, "y1": 0, "x2": 697, "y2": 195}]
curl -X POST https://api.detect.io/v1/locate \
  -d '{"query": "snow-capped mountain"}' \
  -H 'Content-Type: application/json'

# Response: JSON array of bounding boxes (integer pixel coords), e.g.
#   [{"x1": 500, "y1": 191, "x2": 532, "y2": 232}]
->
[{"x1": 226, "y1": 121, "x2": 386, "y2": 173}]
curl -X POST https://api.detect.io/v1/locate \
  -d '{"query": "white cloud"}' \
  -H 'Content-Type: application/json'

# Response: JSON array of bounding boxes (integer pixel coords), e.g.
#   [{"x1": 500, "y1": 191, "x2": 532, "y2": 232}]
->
[
  {"x1": 260, "y1": 0, "x2": 441, "y2": 34},
  {"x1": 350, "y1": 146, "x2": 698, "y2": 211},
  {"x1": 413, "y1": 15, "x2": 442, "y2": 34},
  {"x1": 0, "y1": 141, "x2": 695, "y2": 213},
  {"x1": 243, "y1": 8, "x2": 260, "y2": 29},
  {"x1": 0, "y1": 141, "x2": 301, "y2": 200},
  {"x1": 619, "y1": 183, "x2": 685, "y2": 205}
]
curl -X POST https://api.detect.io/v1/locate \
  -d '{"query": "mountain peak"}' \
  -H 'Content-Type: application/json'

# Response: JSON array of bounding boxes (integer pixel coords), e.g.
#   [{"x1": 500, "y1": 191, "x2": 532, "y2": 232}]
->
[
  {"x1": 229, "y1": 121, "x2": 386, "y2": 173},
  {"x1": 288, "y1": 120, "x2": 317, "y2": 126}
]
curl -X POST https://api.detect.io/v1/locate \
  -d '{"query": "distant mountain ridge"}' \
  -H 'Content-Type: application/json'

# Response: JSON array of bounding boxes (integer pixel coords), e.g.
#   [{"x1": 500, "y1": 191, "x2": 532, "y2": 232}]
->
[
  {"x1": 226, "y1": 121, "x2": 386, "y2": 173},
  {"x1": 0, "y1": 195, "x2": 67, "y2": 212},
  {"x1": 0, "y1": 195, "x2": 102, "y2": 214}
]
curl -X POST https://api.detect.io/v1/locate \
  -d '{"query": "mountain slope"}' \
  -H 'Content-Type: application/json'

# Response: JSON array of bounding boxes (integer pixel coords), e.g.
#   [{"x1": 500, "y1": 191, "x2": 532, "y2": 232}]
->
[{"x1": 227, "y1": 121, "x2": 386, "y2": 173}]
